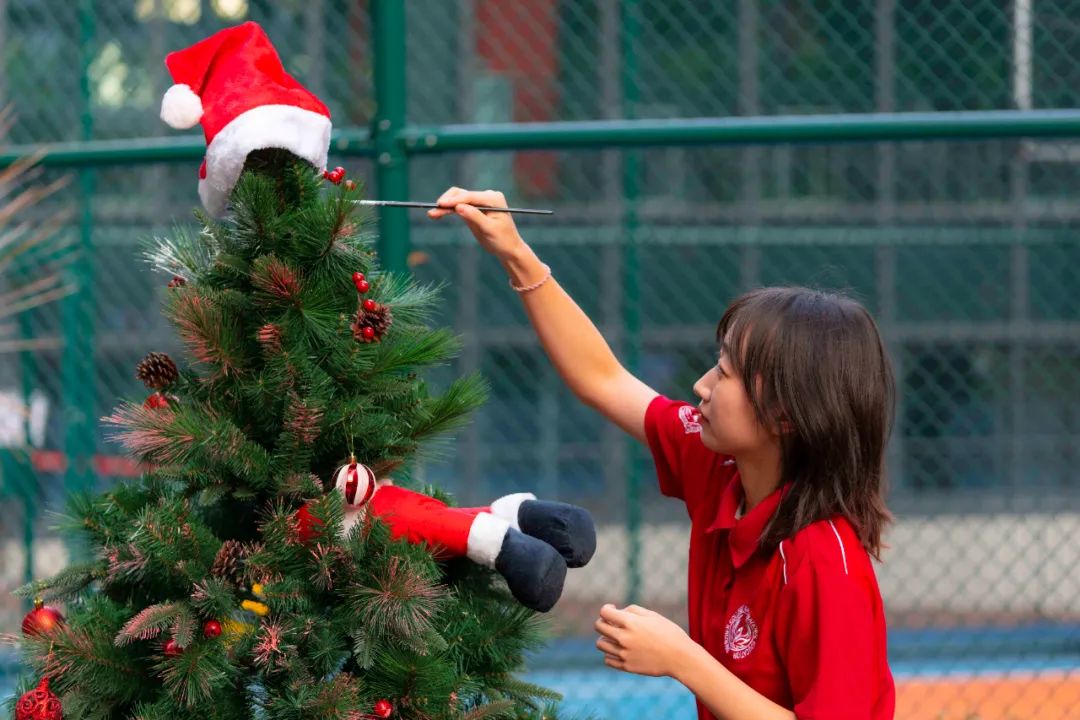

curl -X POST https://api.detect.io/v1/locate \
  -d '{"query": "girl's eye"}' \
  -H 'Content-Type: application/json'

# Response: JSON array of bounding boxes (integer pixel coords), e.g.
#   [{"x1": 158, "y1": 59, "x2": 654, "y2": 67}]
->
[{"x1": 716, "y1": 364, "x2": 725, "y2": 378}]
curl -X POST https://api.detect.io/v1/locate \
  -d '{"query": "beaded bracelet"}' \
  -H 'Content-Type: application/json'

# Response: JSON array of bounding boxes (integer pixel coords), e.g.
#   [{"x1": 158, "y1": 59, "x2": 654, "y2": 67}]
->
[{"x1": 510, "y1": 263, "x2": 552, "y2": 293}]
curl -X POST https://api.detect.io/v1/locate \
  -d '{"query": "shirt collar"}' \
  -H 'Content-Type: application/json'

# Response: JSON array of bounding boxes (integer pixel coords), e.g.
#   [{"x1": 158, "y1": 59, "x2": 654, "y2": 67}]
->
[{"x1": 707, "y1": 471, "x2": 789, "y2": 569}]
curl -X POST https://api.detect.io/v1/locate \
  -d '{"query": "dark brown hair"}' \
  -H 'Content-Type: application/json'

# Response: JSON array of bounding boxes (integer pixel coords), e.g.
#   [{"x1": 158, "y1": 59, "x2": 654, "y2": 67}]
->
[{"x1": 716, "y1": 287, "x2": 895, "y2": 559}]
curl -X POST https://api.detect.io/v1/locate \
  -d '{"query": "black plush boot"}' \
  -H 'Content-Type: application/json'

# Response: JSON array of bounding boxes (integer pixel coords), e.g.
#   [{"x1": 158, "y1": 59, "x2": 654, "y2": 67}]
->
[
  {"x1": 518, "y1": 500, "x2": 597, "y2": 568},
  {"x1": 494, "y1": 528, "x2": 567, "y2": 613}
]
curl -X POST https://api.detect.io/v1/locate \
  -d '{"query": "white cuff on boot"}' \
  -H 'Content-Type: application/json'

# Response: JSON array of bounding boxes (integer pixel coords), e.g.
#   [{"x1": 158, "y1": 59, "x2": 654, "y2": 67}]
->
[
  {"x1": 489, "y1": 492, "x2": 537, "y2": 530},
  {"x1": 466, "y1": 512, "x2": 511, "y2": 568}
]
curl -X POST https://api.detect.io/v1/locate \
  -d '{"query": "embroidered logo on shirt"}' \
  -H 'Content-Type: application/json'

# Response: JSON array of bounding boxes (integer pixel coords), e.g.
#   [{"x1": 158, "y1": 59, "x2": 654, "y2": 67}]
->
[
  {"x1": 678, "y1": 405, "x2": 702, "y2": 434},
  {"x1": 724, "y1": 604, "x2": 758, "y2": 660}
]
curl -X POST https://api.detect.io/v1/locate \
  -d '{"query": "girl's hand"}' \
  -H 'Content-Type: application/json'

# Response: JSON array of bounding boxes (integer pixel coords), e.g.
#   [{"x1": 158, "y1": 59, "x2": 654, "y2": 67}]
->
[
  {"x1": 427, "y1": 187, "x2": 525, "y2": 260},
  {"x1": 594, "y1": 603, "x2": 696, "y2": 678}
]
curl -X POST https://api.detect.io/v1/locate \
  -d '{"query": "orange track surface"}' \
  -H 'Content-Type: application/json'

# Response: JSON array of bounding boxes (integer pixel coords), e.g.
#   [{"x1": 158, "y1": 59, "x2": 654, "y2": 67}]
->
[{"x1": 896, "y1": 673, "x2": 1080, "y2": 719}]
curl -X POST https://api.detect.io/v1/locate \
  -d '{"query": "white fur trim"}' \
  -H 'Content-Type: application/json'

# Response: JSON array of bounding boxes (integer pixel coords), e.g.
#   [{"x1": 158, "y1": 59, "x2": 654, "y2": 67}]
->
[
  {"x1": 488, "y1": 492, "x2": 537, "y2": 530},
  {"x1": 160, "y1": 84, "x2": 203, "y2": 129},
  {"x1": 341, "y1": 508, "x2": 366, "y2": 536},
  {"x1": 466, "y1": 512, "x2": 510, "y2": 568},
  {"x1": 198, "y1": 104, "x2": 331, "y2": 216}
]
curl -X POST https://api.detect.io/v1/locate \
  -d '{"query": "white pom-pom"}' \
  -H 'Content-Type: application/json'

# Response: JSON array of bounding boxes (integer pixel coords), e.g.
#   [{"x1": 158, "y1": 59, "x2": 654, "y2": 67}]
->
[{"x1": 160, "y1": 83, "x2": 203, "y2": 129}]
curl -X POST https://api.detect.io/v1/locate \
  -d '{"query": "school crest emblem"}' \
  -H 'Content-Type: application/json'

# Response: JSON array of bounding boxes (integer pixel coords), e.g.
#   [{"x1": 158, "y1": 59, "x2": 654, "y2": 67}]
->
[
  {"x1": 724, "y1": 604, "x2": 758, "y2": 660},
  {"x1": 678, "y1": 405, "x2": 702, "y2": 434}
]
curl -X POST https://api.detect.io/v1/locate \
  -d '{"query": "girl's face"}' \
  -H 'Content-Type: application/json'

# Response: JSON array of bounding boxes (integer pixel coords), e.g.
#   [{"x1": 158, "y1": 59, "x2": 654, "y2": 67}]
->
[{"x1": 692, "y1": 344, "x2": 777, "y2": 456}]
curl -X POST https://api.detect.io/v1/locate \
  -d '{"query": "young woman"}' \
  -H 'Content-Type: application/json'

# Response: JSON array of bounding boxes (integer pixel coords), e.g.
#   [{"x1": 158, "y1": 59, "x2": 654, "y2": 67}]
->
[{"x1": 429, "y1": 188, "x2": 896, "y2": 720}]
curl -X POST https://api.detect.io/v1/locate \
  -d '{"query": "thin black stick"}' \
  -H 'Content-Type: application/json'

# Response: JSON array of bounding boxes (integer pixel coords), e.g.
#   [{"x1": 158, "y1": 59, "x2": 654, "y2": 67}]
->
[{"x1": 356, "y1": 200, "x2": 553, "y2": 215}]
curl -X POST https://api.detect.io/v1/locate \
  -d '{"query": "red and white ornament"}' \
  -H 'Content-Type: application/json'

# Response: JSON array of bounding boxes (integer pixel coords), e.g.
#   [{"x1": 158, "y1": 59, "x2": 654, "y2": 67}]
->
[
  {"x1": 22, "y1": 599, "x2": 64, "y2": 637},
  {"x1": 372, "y1": 699, "x2": 393, "y2": 718},
  {"x1": 15, "y1": 677, "x2": 62, "y2": 720},
  {"x1": 295, "y1": 461, "x2": 377, "y2": 543}
]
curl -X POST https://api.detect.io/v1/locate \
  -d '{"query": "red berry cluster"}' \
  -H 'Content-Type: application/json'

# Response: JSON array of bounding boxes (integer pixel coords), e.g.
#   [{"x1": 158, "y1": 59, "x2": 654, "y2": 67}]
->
[
  {"x1": 323, "y1": 166, "x2": 345, "y2": 184},
  {"x1": 324, "y1": 166, "x2": 357, "y2": 190},
  {"x1": 352, "y1": 271, "x2": 370, "y2": 295}
]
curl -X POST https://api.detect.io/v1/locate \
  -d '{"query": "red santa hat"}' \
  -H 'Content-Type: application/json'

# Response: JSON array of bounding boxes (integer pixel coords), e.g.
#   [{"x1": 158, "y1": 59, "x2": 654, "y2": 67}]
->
[{"x1": 160, "y1": 21, "x2": 332, "y2": 216}]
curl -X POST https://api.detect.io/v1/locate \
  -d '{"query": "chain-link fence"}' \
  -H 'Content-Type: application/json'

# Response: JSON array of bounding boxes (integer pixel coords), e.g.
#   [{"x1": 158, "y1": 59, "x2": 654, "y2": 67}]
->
[{"x1": 3, "y1": 2, "x2": 1080, "y2": 718}]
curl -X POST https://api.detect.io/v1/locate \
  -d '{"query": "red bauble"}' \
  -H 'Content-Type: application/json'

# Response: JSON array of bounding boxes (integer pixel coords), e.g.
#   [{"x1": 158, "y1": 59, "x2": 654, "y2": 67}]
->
[
  {"x1": 356, "y1": 280, "x2": 370, "y2": 294},
  {"x1": 294, "y1": 503, "x2": 322, "y2": 544},
  {"x1": 373, "y1": 699, "x2": 393, "y2": 718},
  {"x1": 361, "y1": 327, "x2": 375, "y2": 341},
  {"x1": 143, "y1": 393, "x2": 169, "y2": 410},
  {"x1": 362, "y1": 299, "x2": 377, "y2": 312},
  {"x1": 163, "y1": 639, "x2": 183, "y2": 657},
  {"x1": 22, "y1": 599, "x2": 64, "y2": 637},
  {"x1": 15, "y1": 677, "x2": 62, "y2": 720},
  {"x1": 352, "y1": 272, "x2": 366, "y2": 285},
  {"x1": 203, "y1": 619, "x2": 222, "y2": 638}
]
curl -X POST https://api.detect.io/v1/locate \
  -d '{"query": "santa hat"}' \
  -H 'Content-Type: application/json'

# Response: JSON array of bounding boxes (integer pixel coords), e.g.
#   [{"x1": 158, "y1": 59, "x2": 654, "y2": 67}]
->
[{"x1": 160, "y1": 22, "x2": 332, "y2": 216}]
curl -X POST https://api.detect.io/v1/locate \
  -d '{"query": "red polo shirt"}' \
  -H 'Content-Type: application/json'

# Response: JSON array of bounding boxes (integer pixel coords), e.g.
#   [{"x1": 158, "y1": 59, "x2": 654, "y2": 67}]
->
[{"x1": 644, "y1": 395, "x2": 895, "y2": 720}]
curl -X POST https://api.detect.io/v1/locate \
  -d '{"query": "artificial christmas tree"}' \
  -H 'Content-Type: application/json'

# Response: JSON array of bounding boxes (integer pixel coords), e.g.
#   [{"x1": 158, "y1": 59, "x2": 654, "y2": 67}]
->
[{"x1": 5, "y1": 23, "x2": 594, "y2": 720}]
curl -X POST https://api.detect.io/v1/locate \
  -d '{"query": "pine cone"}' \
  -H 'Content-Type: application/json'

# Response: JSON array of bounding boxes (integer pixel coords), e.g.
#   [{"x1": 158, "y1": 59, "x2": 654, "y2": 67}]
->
[
  {"x1": 351, "y1": 303, "x2": 393, "y2": 343},
  {"x1": 211, "y1": 540, "x2": 256, "y2": 588},
  {"x1": 136, "y1": 352, "x2": 179, "y2": 390}
]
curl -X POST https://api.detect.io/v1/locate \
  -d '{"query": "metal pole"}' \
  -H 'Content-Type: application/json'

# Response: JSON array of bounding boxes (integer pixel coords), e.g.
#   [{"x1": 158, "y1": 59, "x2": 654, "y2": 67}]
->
[
  {"x1": 20, "y1": 312, "x2": 36, "y2": 590},
  {"x1": 305, "y1": 0, "x2": 326, "y2": 98},
  {"x1": 622, "y1": 0, "x2": 643, "y2": 606},
  {"x1": 738, "y1": 0, "x2": 761, "y2": 290},
  {"x1": 599, "y1": 0, "x2": 626, "y2": 535},
  {"x1": 62, "y1": 0, "x2": 97, "y2": 509},
  {"x1": 1010, "y1": 0, "x2": 1033, "y2": 499},
  {"x1": 371, "y1": 0, "x2": 410, "y2": 276},
  {"x1": 400, "y1": 110, "x2": 1080, "y2": 152},
  {"x1": 876, "y1": 0, "x2": 902, "y2": 490},
  {"x1": 0, "y1": 0, "x2": 7, "y2": 105},
  {"x1": 456, "y1": 0, "x2": 481, "y2": 504}
]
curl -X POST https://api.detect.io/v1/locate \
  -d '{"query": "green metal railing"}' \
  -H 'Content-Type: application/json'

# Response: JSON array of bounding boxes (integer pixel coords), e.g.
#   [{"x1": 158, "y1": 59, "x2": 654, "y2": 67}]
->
[{"x1": 9, "y1": 108, "x2": 1080, "y2": 167}]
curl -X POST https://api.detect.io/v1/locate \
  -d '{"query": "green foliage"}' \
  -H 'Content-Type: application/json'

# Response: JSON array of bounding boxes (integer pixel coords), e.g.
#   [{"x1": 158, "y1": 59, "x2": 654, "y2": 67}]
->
[{"x1": 10, "y1": 155, "x2": 571, "y2": 719}]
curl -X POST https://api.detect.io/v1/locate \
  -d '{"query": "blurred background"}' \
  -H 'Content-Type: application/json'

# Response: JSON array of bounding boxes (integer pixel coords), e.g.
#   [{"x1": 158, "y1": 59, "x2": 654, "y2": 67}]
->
[{"x1": 2, "y1": 1, "x2": 1079, "y2": 718}]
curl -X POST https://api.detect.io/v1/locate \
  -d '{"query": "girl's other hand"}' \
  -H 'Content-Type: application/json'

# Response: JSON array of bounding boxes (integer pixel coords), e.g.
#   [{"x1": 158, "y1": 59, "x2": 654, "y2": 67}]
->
[{"x1": 594, "y1": 603, "x2": 697, "y2": 678}]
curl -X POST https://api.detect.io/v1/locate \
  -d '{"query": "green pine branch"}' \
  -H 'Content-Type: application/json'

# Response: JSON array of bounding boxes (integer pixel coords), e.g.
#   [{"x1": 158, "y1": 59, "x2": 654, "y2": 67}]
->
[
  {"x1": 115, "y1": 602, "x2": 190, "y2": 646},
  {"x1": 13, "y1": 562, "x2": 101, "y2": 602}
]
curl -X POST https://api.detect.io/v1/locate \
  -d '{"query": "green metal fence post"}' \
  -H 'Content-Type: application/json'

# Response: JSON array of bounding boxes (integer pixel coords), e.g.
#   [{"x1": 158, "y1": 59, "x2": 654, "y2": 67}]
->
[
  {"x1": 20, "y1": 312, "x2": 37, "y2": 590},
  {"x1": 62, "y1": 0, "x2": 97, "y2": 509},
  {"x1": 622, "y1": 0, "x2": 643, "y2": 606},
  {"x1": 371, "y1": 0, "x2": 410, "y2": 276}
]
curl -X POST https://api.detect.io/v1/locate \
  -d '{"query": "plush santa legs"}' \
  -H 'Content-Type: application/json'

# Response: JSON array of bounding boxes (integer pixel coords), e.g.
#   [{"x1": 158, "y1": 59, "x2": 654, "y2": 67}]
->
[{"x1": 367, "y1": 487, "x2": 597, "y2": 612}]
